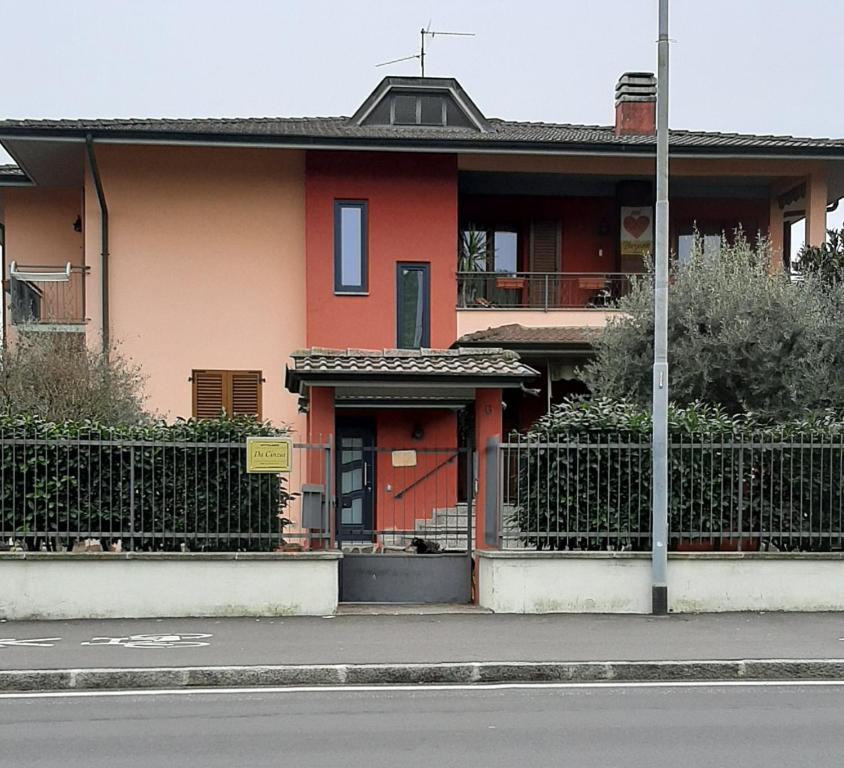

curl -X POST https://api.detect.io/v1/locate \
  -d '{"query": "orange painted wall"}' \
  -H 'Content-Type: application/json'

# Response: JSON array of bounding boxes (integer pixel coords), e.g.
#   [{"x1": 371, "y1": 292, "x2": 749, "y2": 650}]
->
[
  {"x1": 83, "y1": 144, "x2": 307, "y2": 432},
  {"x1": 474, "y1": 388, "x2": 503, "y2": 551},
  {"x1": 373, "y1": 409, "x2": 458, "y2": 532},
  {"x1": 3, "y1": 187, "x2": 83, "y2": 268},
  {"x1": 306, "y1": 151, "x2": 458, "y2": 349}
]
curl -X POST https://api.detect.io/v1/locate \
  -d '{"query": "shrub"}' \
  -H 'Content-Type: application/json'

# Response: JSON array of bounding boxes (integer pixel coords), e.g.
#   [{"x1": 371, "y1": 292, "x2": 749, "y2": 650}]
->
[
  {"x1": 0, "y1": 334, "x2": 149, "y2": 424},
  {"x1": 508, "y1": 399, "x2": 844, "y2": 552},
  {"x1": 0, "y1": 414, "x2": 292, "y2": 552},
  {"x1": 794, "y1": 228, "x2": 844, "y2": 284}
]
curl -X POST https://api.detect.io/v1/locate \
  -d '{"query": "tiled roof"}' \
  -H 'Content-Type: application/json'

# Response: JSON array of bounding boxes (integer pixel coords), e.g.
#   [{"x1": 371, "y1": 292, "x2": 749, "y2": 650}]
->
[
  {"x1": 288, "y1": 347, "x2": 537, "y2": 379},
  {"x1": 456, "y1": 324, "x2": 601, "y2": 347},
  {"x1": 3, "y1": 116, "x2": 844, "y2": 155}
]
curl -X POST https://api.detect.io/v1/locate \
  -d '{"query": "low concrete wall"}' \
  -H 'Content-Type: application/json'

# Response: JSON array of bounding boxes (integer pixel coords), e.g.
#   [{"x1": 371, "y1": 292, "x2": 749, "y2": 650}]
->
[
  {"x1": 478, "y1": 551, "x2": 844, "y2": 613},
  {"x1": 478, "y1": 552, "x2": 652, "y2": 613},
  {"x1": 0, "y1": 552, "x2": 341, "y2": 620},
  {"x1": 670, "y1": 553, "x2": 844, "y2": 612}
]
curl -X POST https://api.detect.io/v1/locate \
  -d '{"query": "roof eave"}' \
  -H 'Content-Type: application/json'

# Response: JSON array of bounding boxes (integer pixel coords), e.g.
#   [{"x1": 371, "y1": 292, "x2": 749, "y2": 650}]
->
[{"x1": 5, "y1": 128, "x2": 844, "y2": 161}]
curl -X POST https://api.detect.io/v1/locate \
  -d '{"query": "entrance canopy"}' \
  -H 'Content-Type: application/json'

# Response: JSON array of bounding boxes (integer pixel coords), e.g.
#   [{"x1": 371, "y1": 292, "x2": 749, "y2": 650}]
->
[{"x1": 285, "y1": 347, "x2": 538, "y2": 409}]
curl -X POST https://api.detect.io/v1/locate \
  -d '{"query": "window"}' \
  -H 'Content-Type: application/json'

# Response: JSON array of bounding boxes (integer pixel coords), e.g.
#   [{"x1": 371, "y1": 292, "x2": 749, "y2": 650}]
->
[
  {"x1": 192, "y1": 370, "x2": 262, "y2": 419},
  {"x1": 678, "y1": 233, "x2": 720, "y2": 266},
  {"x1": 390, "y1": 93, "x2": 447, "y2": 127},
  {"x1": 334, "y1": 201, "x2": 368, "y2": 293},
  {"x1": 674, "y1": 219, "x2": 759, "y2": 266},
  {"x1": 460, "y1": 227, "x2": 519, "y2": 273},
  {"x1": 396, "y1": 263, "x2": 430, "y2": 349}
]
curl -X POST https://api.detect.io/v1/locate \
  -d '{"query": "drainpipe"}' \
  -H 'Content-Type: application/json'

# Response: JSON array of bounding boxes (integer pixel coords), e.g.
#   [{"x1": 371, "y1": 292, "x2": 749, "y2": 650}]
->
[{"x1": 85, "y1": 135, "x2": 109, "y2": 354}]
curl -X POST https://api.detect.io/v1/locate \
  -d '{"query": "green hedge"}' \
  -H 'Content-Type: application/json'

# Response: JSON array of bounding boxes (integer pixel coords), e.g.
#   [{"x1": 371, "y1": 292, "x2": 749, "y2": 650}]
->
[
  {"x1": 0, "y1": 415, "x2": 292, "y2": 551},
  {"x1": 508, "y1": 400, "x2": 844, "y2": 552}
]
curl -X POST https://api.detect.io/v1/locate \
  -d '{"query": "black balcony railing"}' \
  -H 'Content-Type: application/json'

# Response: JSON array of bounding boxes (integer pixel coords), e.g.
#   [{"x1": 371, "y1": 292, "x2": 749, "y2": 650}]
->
[
  {"x1": 9, "y1": 263, "x2": 87, "y2": 328},
  {"x1": 456, "y1": 271, "x2": 635, "y2": 310}
]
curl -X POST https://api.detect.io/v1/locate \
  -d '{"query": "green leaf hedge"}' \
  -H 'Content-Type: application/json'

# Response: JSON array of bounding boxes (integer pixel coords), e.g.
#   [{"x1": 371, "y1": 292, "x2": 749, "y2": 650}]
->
[
  {"x1": 507, "y1": 400, "x2": 844, "y2": 552},
  {"x1": 0, "y1": 415, "x2": 292, "y2": 551}
]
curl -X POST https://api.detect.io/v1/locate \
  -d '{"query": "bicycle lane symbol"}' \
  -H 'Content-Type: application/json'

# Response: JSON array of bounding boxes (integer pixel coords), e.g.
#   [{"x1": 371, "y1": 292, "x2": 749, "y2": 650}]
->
[
  {"x1": 0, "y1": 638, "x2": 62, "y2": 648},
  {"x1": 81, "y1": 633, "x2": 212, "y2": 649}
]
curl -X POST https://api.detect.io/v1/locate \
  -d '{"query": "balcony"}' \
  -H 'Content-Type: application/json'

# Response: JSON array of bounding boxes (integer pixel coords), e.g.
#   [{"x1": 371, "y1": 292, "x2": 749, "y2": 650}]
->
[
  {"x1": 9, "y1": 262, "x2": 88, "y2": 331},
  {"x1": 457, "y1": 271, "x2": 634, "y2": 311}
]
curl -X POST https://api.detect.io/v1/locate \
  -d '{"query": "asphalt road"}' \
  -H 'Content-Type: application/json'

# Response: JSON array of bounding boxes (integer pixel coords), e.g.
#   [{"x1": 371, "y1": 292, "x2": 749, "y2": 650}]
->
[
  {"x1": 1, "y1": 683, "x2": 843, "y2": 767},
  {"x1": 2, "y1": 612, "x2": 844, "y2": 669}
]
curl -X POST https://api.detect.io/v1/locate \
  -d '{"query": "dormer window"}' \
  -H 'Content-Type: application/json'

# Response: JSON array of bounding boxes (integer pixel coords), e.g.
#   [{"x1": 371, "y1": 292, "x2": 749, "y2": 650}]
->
[
  {"x1": 351, "y1": 77, "x2": 489, "y2": 132},
  {"x1": 391, "y1": 93, "x2": 448, "y2": 126}
]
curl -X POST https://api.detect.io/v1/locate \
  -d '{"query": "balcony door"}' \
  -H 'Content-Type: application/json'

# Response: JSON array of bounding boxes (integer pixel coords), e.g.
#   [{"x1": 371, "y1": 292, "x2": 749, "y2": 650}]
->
[{"x1": 528, "y1": 220, "x2": 561, "y2": 308}]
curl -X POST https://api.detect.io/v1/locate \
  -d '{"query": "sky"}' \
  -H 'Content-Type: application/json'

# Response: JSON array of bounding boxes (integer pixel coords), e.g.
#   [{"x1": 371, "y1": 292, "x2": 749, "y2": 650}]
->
[{"x1": 2, "y1": 0, "x2": 843, "y2": 238}]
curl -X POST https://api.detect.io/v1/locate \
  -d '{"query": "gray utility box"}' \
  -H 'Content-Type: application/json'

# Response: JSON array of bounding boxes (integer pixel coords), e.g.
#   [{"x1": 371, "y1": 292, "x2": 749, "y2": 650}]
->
[{"x1": 300, "y1": 484, "x2": 326, "y2": 530}]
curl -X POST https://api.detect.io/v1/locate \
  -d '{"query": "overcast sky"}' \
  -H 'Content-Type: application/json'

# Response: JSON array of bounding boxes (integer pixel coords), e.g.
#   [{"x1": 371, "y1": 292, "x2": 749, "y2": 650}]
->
[{"x1": 3, "y1": 0, "x2": 843, "y2": 235}]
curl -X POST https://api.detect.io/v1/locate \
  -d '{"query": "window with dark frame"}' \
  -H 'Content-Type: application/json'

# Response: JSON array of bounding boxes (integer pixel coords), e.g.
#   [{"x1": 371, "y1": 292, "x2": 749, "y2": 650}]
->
[
  {"x1": 192, "y1": 369, "x2": 262, "y2": 419},
  {"x1": 334, "y1": 201, "x2": 368, "y2": 293},
  {"x1": 460, "y1": 226, "x2": 519, "y2": 272},
  {"x1": 396, "y1": 263, "x2": 430, "y2": 349}
]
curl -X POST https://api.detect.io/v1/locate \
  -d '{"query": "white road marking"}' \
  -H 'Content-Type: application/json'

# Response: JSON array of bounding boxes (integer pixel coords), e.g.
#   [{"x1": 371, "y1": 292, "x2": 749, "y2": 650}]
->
[
  {"x1": 2, "y1": 679, "x2": 844, "y2": 700},
  {"x1": 81, "y1": 634, "x2": 212, "y2": 649},
  {"x1": 0, "y1": 638, "x2": 62, "y2": 648}
]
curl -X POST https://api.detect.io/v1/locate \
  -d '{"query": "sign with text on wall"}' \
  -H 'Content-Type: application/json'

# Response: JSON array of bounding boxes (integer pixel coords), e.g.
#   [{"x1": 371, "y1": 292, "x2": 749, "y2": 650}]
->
[
  {"x1": 246, "y1": 437, "x2": 293, "y2": 474},
  {"x1": 620, "y1": 206, "x2": 654, "y2": 257}
]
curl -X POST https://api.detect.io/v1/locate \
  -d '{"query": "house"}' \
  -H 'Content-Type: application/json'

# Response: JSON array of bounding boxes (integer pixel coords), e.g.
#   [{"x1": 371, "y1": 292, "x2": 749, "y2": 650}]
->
[{"x1": 2, "y1": 72, "x2": 843, "y2": 558}]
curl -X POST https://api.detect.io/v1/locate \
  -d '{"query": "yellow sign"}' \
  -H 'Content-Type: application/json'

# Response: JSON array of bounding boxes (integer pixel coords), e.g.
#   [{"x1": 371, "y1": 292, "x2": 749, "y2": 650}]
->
[{"x1": 246, "y1": 437, "x2": 293, "y2": 474}]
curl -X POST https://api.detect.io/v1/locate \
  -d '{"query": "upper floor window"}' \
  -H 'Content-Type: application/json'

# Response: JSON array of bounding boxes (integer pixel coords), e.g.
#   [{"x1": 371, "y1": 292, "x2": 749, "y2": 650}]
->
[
  {"x1": 334, "y1": 201, "x2": 368, "y2": 293},
  {"x1": 397, "y1": 263, "x2": 430, "y2": 349},
  {"x1": 460, "y1": 227, "x2": 519, "y2": 273}
]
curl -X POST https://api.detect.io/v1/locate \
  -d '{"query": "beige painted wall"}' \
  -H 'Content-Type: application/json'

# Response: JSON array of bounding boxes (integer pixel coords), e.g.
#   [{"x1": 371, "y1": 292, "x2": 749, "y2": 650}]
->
[
  {"x1": 3, "y1": 187, "x2": 83, "y2": 268},
  {"x1": 83, "y1": 145, "x2": 307, "y2": 432}
]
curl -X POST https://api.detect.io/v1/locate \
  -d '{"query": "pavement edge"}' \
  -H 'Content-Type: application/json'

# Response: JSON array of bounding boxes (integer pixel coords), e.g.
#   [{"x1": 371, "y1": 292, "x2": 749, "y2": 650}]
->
[{"x1": 2, "y1": 659, "x2": 844, "y2": 692}]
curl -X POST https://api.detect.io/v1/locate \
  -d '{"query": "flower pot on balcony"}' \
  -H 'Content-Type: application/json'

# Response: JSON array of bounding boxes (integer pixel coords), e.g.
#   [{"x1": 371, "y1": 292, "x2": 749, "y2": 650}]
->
[{"x1": 495, "y1": 276, "x2": 526, "y2": 290}]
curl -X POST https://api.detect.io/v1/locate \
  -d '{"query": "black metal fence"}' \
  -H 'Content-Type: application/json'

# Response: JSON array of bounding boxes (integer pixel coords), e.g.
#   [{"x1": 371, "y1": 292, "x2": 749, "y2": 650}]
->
[
  {"x1": 0, "y1": 436, "x2": 331, "y2": 552},
  {"x1": 457, "y1": 271, "x2": 633, "y2": 310},
  {"x1": 497, "y1": 433, "x2": 844, "y2": 552}
]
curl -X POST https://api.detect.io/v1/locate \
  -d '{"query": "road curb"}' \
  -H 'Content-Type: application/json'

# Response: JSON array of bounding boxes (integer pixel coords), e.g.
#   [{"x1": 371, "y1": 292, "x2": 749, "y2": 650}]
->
[{"x1": 2, "y1": 659, "x2": 844, "y2": 692}]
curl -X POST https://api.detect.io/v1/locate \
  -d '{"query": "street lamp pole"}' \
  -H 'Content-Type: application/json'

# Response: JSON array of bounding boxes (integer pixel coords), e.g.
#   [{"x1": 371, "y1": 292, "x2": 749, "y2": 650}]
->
[{"x1": 651, "y1": 0, "x2": 670, "y2": 615}]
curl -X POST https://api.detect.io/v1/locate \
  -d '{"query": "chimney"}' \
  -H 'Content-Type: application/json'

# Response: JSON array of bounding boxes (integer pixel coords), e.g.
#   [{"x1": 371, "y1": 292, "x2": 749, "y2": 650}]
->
[{"x1": 614, "y1": 72, "x2": 657, "y2": 136}]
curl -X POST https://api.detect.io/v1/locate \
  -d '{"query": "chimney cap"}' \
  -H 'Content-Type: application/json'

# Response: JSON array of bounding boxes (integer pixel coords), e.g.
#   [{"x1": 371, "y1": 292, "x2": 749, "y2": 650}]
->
[{"x1": 615, "y1": 72, "x2": 657, "y2": 104}]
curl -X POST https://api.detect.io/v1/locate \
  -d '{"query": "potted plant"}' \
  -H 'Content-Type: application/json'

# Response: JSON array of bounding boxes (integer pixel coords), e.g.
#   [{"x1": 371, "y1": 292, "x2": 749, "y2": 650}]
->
[{"x1": 458, "y1": 227, "x2": 488, "y2": 307}]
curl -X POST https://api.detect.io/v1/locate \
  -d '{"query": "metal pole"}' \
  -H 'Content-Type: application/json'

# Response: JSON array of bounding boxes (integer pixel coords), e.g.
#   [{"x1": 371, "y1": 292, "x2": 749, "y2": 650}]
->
[
  {"x1": 420, "y1": 28, "x2": 426, "y2": 76},
  {"x1": 651, "y1": 0, "x2": 670, "y2": 615}
]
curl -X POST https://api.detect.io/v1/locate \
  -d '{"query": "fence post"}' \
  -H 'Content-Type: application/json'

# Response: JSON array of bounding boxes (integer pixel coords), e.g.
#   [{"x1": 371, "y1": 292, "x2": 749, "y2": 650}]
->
[
  {"x1": 484, "y1": 437, "x2": 500, "y2": 547},
  {"x1": 128, "y1": 445, "x2": 136, "y2": 552},
  {"x1": 543, "y1": 274, "x2": 549, "y2": 311},
  {"x1": 324, "y1": 437, "x2": 334, "y2": 547}
]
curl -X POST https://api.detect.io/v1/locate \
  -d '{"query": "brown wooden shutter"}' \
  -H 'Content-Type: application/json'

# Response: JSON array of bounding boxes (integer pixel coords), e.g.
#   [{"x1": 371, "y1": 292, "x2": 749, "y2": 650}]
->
[
  {"x1": 529, "y1": 220, "x2": 561, "y2": 272},
  {"x1": 192, "y1": 370, "x2": 225, "y2": 419},
  {"x1": 192, "y1": 369, "x2": 262, "y2": 419},
  {"x1": 231, "y1": 370, "x2": 262, "y2": 419},
  {"x1": 529, "y1": 221, "x2": 561, "y2": 306}
]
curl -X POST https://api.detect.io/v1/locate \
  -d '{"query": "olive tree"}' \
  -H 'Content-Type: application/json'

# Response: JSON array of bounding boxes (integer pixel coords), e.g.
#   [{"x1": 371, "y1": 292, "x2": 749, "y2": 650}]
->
[{"x1": 583, "y1": 232, "x2": 844, "y2": 419}]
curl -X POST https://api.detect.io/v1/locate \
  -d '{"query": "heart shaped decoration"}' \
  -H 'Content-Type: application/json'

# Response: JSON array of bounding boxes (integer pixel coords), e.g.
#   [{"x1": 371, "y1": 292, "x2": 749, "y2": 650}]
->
[{"x1": 623, "y1": 214, "x2": 650, "y2": 240}]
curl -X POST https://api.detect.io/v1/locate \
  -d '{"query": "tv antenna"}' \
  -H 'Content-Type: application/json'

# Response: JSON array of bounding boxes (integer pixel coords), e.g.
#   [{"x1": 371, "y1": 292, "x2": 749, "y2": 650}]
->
[{"x1": 376, "y1": 23, "x2": 475, "y2": 76}]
